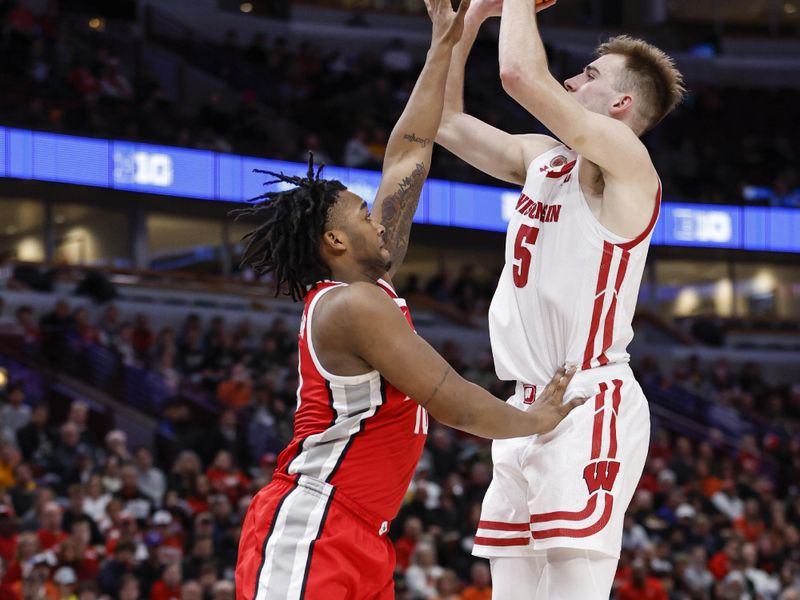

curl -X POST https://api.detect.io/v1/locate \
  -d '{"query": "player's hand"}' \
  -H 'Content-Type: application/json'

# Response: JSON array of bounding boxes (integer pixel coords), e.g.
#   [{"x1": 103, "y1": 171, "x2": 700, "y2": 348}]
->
[
  {"x1": 535, "y1": 0, "x2": 559, "y2": 13},
  {"x1": 467, "y1": 0, "x2": 557, "y2": 22},
  {"x1": 529, "y1": 367, "x2": 585, "y2": 434},
  {"x1": 424, "y1": 0, "x2": 470, "y2": 47}
]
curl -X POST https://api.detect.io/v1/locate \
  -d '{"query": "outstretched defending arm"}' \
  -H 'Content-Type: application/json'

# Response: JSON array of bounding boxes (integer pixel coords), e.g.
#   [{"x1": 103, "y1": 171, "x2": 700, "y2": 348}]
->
[
  {"x1": 370, "y1": 0, "x2": 469, "y2": 280},
  {"x1": 322, "y1": 282, "x2": 584, "y2": 439},
  {"x1": 436, "y1": 0, "x2": 558, "y2": 185}
]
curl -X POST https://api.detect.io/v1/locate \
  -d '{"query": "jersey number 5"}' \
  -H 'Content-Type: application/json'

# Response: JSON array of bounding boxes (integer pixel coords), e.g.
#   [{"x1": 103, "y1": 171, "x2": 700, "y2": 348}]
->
[{"x1": 513, "y1": 225, "x2": 540, "y2": 288}]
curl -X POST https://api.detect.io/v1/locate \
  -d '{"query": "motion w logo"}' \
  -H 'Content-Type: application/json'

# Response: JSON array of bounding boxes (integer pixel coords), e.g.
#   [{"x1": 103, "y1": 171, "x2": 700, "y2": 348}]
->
[{"x1": 583, "y1": 460, "x2": 620, "y2": 494}]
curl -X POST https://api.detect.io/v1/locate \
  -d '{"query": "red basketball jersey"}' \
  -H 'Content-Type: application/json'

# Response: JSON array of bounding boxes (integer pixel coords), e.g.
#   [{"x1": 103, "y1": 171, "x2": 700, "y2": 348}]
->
[{"x1": 274, "y1": 279, "x2": 428, "y2": 522}]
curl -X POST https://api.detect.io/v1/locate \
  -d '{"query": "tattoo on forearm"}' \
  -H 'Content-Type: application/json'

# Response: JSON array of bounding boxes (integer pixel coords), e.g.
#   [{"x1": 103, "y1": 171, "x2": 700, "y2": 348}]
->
[
  {"x1": 403, "y1": 133, "x2": 431, "y2": 148},
  {"x1": 422, "y1": 366, "x2": 451, "y2": 408},
  {"x1": 379, "y1": 162, "x2": 426, "y2": 266}
]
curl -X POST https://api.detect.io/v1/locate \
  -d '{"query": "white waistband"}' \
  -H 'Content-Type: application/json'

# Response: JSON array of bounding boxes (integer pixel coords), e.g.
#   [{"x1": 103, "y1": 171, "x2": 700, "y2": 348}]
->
[{"x1": 514, "y1": 362, "x2": 635, "y2": 405}]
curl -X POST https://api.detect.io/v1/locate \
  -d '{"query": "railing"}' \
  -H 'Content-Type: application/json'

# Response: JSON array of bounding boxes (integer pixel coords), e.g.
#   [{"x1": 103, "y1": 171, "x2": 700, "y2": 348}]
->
[
  {"x1": 668, "y1": 0, "x2": 799, "y2": 34},
  {"x1": 292, "y1": 0, "x2": 425, "y2": 15},
  {"x1": 644, "y1": 381, "x2": 784, "y2": 481},
  {"x1": 293, "y1": 0, "x2": 800, "y2": 33}
]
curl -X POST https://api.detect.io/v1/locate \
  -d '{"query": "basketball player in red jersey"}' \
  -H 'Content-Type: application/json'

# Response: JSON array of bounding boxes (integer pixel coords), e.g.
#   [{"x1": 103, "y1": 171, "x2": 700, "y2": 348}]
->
[
  {"x1": 436, "y1": 0, "x2": 686, "y2": 598},
  {"x1": 233, "y1": 1, "x2": 585, "y2": 598}
]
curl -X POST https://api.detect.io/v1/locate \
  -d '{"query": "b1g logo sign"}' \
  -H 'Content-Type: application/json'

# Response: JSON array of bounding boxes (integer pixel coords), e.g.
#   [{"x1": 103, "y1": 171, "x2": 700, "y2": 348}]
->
[
  {"x1": 672, "y1": 208, "x2": 733, "y2": 244},
  {"x1": 113, "y1": 150, "x2": 174, "y2": 187}
]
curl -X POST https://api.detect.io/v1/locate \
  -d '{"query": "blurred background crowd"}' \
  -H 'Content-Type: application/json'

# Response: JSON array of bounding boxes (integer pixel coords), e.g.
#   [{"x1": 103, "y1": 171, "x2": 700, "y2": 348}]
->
[
  {"x1": 0, "y1": 0, "x2": 798, "y2": 206},
  {"x1": 0, "y1": 282, "x2": 798, "y2": 599},
  {"x1": 1, "y1": 0, "x2": 799, "y2": 598}
]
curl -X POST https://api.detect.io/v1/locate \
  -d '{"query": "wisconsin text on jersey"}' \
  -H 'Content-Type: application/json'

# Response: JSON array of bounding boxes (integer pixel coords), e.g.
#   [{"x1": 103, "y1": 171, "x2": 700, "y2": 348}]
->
[{"x1": 514, "y1": 193, "x2": 562, "y2": 223}]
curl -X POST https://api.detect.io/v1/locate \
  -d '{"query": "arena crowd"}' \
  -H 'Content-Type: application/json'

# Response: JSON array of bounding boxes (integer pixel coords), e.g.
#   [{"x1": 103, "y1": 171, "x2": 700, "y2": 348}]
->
[{"x1": 0, "y1": 286, "x2": 798, "y2": 598}]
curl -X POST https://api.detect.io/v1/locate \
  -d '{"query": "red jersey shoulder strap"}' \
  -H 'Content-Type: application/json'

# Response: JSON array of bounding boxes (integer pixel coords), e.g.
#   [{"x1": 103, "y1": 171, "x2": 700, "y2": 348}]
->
[
  {"x1": 303, "y1": 282, "x2": 380, "y2": 385},
  {"x1": 376, "y1": 278, "x2": 398, "y2": 298}
]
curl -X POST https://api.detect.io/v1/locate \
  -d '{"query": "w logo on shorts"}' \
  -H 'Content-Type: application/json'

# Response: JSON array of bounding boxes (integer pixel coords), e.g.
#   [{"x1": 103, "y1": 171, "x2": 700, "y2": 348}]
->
[
  {"x1": 583, "y1": 460, "x2": 620, "y2": 494},
  {"x1": 524, "y1": 382, "x2": 625, "y2": 543}
]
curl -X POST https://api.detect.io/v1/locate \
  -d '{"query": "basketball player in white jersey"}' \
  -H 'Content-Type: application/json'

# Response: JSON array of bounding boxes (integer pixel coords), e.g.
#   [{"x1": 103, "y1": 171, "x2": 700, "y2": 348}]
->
[{"x1": 435, "y1": 0, "x2": 686, "y2": 598}]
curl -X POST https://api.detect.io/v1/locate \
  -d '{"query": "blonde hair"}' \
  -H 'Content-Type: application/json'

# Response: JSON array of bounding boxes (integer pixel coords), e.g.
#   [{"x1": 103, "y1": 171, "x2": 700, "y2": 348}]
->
[{"x1": 597, "y1": 35, "x2": 686, "y2": 133}]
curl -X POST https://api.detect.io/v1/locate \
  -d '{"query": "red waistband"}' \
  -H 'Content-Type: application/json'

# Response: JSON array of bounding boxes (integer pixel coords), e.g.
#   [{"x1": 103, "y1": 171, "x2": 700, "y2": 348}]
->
[{"x1": 272, "y1": 472, "x2": 392, "y2": 536}]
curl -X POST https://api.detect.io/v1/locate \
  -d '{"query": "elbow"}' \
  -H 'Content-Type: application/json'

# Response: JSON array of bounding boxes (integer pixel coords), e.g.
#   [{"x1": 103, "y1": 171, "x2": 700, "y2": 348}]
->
[
  {"x1": 435, "y1": 118, "x2": 453, "y2": 146},
  {"x1": 499, "y1": 64, "x2": 534, "y2": 102},
  {"x1": 499, "y1": 64, "x2": 524, "y2": 94},
  {"x1": 499, "y1": 62, "x2": 548, "y2": 99}
]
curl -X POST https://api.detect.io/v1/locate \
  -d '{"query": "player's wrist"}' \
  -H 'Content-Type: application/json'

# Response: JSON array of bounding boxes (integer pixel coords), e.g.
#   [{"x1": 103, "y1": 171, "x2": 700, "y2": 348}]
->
[
  {"x1": 465, "y1": 10, "x2": 490, "y2": 28},
  {"x1": 525, "y1": 411, "x2": 545, "y2": 435},
  {"x1": 427, "y1": 41, "x2": 456, "y2": 60}
]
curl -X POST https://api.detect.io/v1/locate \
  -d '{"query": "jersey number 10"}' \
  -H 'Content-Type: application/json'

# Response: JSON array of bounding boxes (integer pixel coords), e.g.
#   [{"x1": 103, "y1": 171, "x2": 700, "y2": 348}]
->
[{"x1": 513, "y1": 225, "x2": 541, "y2": 288}]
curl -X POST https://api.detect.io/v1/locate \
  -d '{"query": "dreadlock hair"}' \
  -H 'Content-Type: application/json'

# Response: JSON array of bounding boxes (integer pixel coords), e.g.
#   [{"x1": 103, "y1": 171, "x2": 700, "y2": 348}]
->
[{"x1": 231, "y1": 154, "x2": 346, "y2": 301}]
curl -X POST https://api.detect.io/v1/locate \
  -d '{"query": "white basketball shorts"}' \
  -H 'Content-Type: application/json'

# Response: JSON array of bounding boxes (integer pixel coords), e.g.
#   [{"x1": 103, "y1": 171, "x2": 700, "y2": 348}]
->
[{"x1": 473, "y1": 363, "x2": 649, "y2": 559}]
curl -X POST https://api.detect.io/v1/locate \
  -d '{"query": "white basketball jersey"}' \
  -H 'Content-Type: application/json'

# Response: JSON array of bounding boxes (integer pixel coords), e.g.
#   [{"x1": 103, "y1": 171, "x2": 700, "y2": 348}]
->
[{"x1": 488, "y1": 144, "x2": 660, "y2": 387}]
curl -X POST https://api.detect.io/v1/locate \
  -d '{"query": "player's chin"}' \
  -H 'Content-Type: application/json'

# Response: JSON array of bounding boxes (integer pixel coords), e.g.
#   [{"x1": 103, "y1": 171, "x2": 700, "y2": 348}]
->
[{"x1": 383, "y1": 255, "x2": 393, "y2": 273}]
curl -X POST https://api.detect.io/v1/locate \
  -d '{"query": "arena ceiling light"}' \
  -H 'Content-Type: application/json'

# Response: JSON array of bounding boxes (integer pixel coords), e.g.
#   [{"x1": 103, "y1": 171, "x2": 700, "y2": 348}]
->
[{"x1": 88, "y1": 17, "x2": 105, "y2": 31}]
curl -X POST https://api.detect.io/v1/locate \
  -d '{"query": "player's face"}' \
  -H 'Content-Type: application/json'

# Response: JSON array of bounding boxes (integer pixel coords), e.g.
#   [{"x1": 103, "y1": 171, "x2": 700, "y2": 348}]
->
[
  {"x1": 563, "y1": 54, "x2": 628, "y2": 116},
  {"x1": 335, "y1": 191, "x2": 391, "y2": 276}
]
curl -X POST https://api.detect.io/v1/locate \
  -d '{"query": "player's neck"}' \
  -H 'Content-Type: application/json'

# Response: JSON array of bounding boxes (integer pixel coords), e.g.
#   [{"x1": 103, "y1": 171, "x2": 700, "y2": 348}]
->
[{"x1": 329, "y1": 264, "x2": 379, "y2": 286}]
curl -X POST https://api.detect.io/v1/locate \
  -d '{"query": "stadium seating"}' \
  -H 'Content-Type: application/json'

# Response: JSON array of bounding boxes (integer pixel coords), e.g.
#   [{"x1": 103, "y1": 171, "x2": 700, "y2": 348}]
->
[{"x1": 1, "y1": 263, "x2": 799, "y2": 597}]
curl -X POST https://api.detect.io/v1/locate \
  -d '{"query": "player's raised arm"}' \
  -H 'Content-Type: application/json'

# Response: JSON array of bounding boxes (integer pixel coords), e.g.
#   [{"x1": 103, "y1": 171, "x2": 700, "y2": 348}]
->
[
  {"x1": 370, "y1": 0, "x2": 469, "y2": 279},
  {"x1": 435, "y1": 0, "x2": 559, "y2": 185},
  {"x1": 497, "y1": 0, "x2": 662, "y2": 184},
  {"x1": 320, "y1": 282, "x2": 584, "y2": 439}
]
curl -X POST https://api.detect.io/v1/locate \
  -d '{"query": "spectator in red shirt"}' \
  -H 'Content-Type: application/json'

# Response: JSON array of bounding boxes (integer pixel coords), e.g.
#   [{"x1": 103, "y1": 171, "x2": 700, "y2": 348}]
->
[
  {"x1": 104, "y1": 511, "x2": 141, "y2": 557},
  {"x1": 36, "y1": 501, "x2": 67, "y2": 551},
  {"x1": 150, "y1": 561, "x2": 182, "y2": 600},
  {"x1": 648, "y1": 430, "x2": 674, "y2": 463},
  {"x1": 185, "y1": 475, "x2": 211, "y2": 516},
  {"x1": 215, "y1": 364, "x2": 252, "y2": 411},
  {"x1": 734, "y1": 498, "x2": 766, "y2": 543},
  {"x1": 617, "y1": 559, "x2": 669, "y2": 600},
  {"x1": 62, "y1": 517, "x2": 100, "y2": 582},
  {"x1": 394, "y1": 516, "x2": 423, "y2": 571},
  {"x1": 2, "y1": 532, "x2": 40, "y2": 587},
  {"x1": 708, "y1": 539, "x2": 741, "y2": 581},
  {"x1": 14, "y1": 306, "x2": 40, "y2": 345},
  {"x1": 132, "y1": 313, "x2": 156, "y2": 362},
  {"x1": 695, "y1": 459, "x2": 723, "y2": 498},
  {"x1": 150, "y1": 510, "x2": 183, "y2": 551},
  {"x1": 13, "y1": 558, "x2": 58, "y2": 600},
  {"x1": 0, "y1": 506, "x2": 18, "y2": 565},
  {"x1": 56, "y1": 535, "x2": 99, "y2": 584},
  {"x1": 460, "y1": 562, "x2": 492, "y2": 600},
  {"x1": 66, "y1": 64, "x2": 99, "y2": 98},
  {"x1": 205, "y1": 450, "x2": 249, "y2": 506},
  {"x1": 73, "y1": 307, "x2": 100, "y2": 345}
]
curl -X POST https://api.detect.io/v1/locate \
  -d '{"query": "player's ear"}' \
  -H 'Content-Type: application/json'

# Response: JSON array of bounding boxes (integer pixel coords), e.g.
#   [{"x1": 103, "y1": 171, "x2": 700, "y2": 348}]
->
[
  {"x1": 610, "y1": 93, "x2": 633, "y2": 116},
  {"x1": 321, "y1": 228, "x2": 348, "y2": 254}
]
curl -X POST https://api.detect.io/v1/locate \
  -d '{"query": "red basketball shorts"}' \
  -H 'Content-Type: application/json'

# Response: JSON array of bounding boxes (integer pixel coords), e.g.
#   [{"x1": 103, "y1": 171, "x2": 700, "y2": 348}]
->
[{"x1": 236, "y1": 473, "x2": 396, "y2": 600}]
